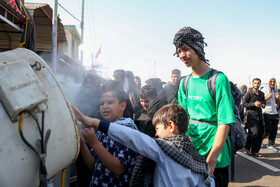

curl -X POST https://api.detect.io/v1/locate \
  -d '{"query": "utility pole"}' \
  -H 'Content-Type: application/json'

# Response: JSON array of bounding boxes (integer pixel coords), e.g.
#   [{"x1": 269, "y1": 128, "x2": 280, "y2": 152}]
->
[
  {"x1": 154, "y1": 61, "x2": 156, "y2": 77},
  {"x1": 91, "y1": 52, "x2": 94, "y2": 68},
  {"x1": 80, "y1": 0, "x2": 85, "y2": 66},
  {"x1": 51, "y1": 0, "x2": 58, "y2": 73}
]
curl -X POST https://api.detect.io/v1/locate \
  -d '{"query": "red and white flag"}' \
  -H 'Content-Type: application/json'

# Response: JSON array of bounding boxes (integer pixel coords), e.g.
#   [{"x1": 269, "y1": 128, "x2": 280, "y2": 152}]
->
[{"x1": 95, "y1": 46, "x2": 102, "y2": 59}]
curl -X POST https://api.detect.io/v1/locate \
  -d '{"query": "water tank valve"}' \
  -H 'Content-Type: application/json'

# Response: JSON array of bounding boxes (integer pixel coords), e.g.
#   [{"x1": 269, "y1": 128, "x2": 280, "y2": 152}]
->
[{"x1": 30, "y1": 61, "x2": 42, "y2": 71}]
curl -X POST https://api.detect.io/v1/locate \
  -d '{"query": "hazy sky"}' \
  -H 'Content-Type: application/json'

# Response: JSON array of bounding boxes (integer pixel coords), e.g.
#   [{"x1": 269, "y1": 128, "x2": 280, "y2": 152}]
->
[{"x1": 26, "y1": 0, "x2": 280, "y2": 86}]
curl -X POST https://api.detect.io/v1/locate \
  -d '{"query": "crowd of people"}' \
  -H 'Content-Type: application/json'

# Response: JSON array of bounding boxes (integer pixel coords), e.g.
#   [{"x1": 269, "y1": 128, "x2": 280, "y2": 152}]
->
[{"x1": 70, "y1": 27, "x2": 279, "y2": 187}]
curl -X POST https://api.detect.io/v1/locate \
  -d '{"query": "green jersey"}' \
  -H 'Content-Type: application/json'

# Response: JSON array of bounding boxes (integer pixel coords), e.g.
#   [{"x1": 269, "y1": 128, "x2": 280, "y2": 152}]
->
[{"x1": 178, "y1": 69, "x2": 235, "y2": 168}]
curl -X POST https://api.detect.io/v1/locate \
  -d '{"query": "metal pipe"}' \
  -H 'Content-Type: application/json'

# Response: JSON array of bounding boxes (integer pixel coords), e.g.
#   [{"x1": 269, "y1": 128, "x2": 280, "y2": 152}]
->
[
  {"x1": 80, "y1": 0, "x2": 85, "y2": 66},
  {"x1": 51, "y1": 0, "x2": 58, "y2": 74},
  {"x1": 0, "y1": 14, "x2": 24, "y2": 32}
]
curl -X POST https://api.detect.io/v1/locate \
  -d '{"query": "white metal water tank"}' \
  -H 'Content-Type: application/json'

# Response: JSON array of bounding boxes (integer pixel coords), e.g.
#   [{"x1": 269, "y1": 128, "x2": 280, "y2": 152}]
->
[{"x1": 0, "y1": 48, "x2": 80, "y2": 187}]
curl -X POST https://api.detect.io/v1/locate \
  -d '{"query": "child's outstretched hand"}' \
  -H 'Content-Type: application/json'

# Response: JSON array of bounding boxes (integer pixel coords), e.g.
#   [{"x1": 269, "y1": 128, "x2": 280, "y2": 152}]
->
[
  {"x1": 81, "y1": 127, "x2": 99, "y2": 146},
  {"x1": 72, "y1": 105, "x2": 84, "y2": 122},
  {"x1": 72, "y1": 105, "x2": 100, "y2": 128}
]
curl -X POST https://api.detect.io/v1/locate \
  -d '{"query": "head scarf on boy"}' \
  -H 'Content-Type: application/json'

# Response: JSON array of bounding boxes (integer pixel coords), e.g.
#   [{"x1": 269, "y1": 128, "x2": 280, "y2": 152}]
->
[{"x1": 173, "y1": 26, "x2": 209, "y2": 65}]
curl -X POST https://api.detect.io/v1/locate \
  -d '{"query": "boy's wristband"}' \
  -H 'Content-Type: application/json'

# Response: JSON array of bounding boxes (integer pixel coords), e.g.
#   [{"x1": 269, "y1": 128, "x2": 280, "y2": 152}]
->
[{"x1": 98, "y1": 120, "x2": 110, "y2": 135}]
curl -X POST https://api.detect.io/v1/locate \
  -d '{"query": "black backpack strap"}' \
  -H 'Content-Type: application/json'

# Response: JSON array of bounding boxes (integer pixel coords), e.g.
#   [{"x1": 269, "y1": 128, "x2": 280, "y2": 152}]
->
[
  {"x1": 183, "y1": 73, "x2": 192, "y2": 94},
  {"x1": 208, "y1": 69, "x2": 238, "y2": 181},
  {"x1": 208, "y1": 69, "x2": 221, "y2": 102}
]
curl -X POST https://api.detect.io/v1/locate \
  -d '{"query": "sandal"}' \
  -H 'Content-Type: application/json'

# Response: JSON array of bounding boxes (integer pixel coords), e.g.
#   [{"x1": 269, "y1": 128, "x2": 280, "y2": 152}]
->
[
  {"x1": 252, "y1": 152, "x2": 262, "y2": 157},
  {"x1": 245, "y1": 149, "x2": 252, "y2": 155}
]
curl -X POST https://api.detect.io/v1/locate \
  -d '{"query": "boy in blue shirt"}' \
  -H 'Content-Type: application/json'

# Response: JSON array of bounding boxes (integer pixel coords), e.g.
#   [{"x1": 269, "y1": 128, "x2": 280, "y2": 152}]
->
[
  {"x1": 76, "y1": 89, "x2": 137, "y2": 186},
  {"x1": 73, "y1": 104, "x2": 214, "y2": 187}
]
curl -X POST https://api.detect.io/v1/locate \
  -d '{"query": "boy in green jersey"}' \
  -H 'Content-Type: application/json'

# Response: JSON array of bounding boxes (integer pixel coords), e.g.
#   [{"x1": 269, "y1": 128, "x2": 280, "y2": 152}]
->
[{"x1": 173, "y1": 27, "x2": 235, "y2": 187}]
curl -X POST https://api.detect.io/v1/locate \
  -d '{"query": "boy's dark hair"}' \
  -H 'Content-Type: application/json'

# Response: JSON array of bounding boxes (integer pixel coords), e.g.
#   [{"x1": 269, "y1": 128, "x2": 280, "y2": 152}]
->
[
  {"x1": 102, "y1": 81, "x2": 133, "y2": 119},
  {"x1": 139, "y1": 85, "x2": 157, "y2": 99},
  {"x1": 113, "y1": 69, "x2": 126, "y2": 82},
  {"x1": 103, "y1": 89, "x2": 126, "y2": 103},
  {"x1": 82, "y1": 74, "x2": 101, "y2": 87},
  {"x1": 135, "y1": 76, "x2": 141, "y2": 80},
  {"x1": 252, "y1": 78, "x2": 261, "y2": 83},
  {"x1": 113, "y1": 69, "x2": 125, "y2": 77},
  {"x1": 152, "y1": 104, "x2": 188, "y2": 134},
  {"x1": 171, "y1": 69, "x2": 181, "y2": 75},
  {"x1": 145, "y1": 78, "x2": 165, "y2": 91}
]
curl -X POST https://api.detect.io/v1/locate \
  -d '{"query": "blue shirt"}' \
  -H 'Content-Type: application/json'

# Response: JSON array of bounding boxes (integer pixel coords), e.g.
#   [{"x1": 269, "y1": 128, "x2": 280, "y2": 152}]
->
[
  {"x1": 90, "y1": 118, "x2": 137, "y2": 187},
  {"x1": 102, "y1": 122, "x2": 215, "y2": 187}
]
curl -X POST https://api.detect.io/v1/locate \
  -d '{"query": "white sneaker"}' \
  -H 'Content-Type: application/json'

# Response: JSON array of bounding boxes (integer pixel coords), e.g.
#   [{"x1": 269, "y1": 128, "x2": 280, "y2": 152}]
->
[{"x1": 267, "y1": 145, "x2": 278, "y2": 152}]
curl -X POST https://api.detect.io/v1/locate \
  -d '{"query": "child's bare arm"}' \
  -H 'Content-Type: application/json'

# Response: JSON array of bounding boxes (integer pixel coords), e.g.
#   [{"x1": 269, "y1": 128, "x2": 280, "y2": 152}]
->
[
  {"x1": 206, "y1": 124, "x2": 230, "y2": 176},
  {"x1": 80, "y1": 140, "x2": 96, "y2": 170},
  {"x1": 79, "y1": 127, "x2": 96, "y2": 170},
  {"x1": 83, "y1": 128, "x2": 125, "y2": 176}
]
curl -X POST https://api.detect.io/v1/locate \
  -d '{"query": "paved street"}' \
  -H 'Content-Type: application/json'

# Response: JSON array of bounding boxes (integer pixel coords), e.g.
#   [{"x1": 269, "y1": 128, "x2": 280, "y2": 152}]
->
[{"x1": 229, "y1": 123, "x2": 280, "y2": 187}]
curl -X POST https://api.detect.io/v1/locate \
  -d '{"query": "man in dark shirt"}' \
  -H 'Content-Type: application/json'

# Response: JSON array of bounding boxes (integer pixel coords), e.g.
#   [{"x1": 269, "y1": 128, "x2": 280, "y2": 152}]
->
[
  {"x1": 243, "y1": 78, "x2": 266, "y2": 157},
  {"x1": 135, "y1": 85, "x2": 158, "y2": 136},
  {"x1": 164, "y1": 69, "x2": 181, "y2": 103}
]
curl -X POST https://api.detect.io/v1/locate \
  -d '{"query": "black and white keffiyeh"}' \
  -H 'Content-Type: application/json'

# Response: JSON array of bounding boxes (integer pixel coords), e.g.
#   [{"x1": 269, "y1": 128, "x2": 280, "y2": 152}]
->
[
  {"x1": 129, "y1": 155, "x2": 155, "y2": 187},
  {"x1": 129, "y1": 134, "x2": 211, "y2": 187},
  {"x1": 155, "y1": 134, "x2": 211, "y2": 187},
  {"x1": 173, "y1": 26, "x2": 209, "y2": 64}
]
